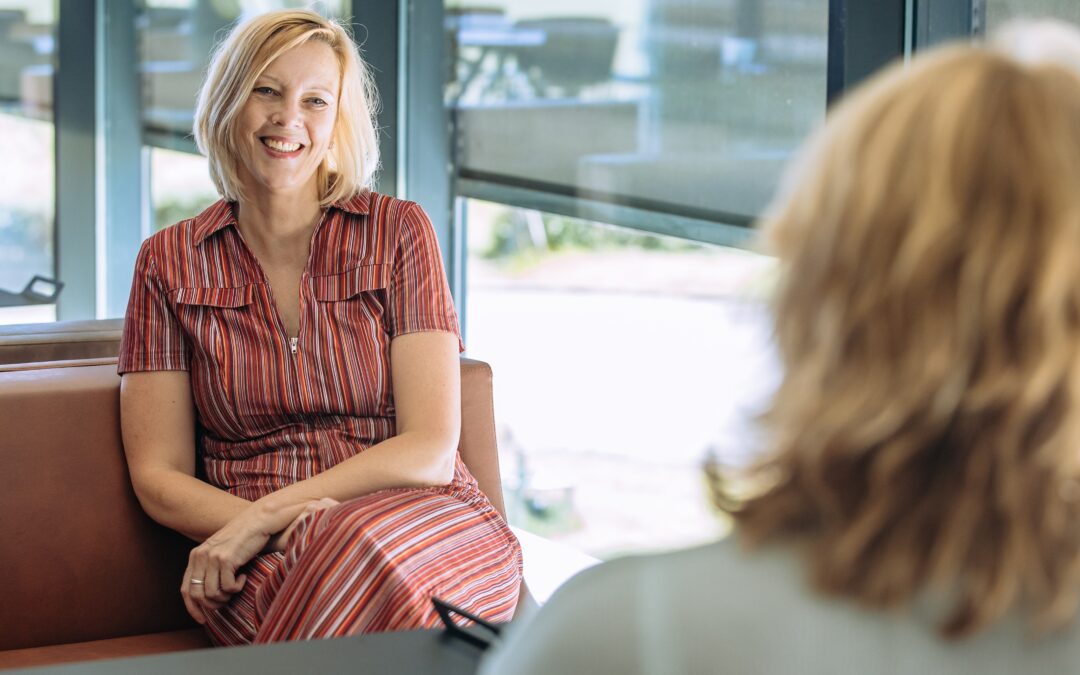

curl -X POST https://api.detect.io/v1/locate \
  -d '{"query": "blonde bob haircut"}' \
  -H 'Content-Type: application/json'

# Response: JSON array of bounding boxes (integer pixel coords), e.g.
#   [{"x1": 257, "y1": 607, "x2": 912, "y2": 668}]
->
[
  {"x1": 193, "y1": 9, "x2": 379, "y2": 206},
  {"x1": 713, "y1": 43, "x2": 1080, "y2": 639}
]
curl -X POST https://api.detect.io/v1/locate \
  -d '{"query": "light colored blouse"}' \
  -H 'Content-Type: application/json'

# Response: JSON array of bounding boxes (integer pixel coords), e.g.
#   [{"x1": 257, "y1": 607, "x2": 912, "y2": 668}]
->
[{"x1": 480, "y1": 537, "x2": 1080, "y2": 674}]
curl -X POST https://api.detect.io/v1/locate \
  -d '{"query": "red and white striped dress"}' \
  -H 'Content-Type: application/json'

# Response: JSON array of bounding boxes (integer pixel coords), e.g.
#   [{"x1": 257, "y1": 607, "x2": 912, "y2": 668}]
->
[{"x1": 118, "y1": 192, "x2": 522, "y2": 645}]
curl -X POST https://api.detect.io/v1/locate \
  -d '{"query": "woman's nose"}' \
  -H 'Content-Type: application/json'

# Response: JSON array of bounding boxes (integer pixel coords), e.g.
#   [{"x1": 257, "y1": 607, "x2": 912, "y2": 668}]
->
[{"x1": 270, "y1": 99, "x2": 302, "y2": 127}]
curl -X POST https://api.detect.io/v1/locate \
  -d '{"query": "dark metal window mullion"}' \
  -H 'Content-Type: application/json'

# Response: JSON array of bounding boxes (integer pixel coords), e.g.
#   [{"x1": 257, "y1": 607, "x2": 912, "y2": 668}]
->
[
  {"x1": 55, "y1": 0, "x2": 99, "y2": 319},
  {"x1": 826, "y1": 0, "x2": 907, "y2": 106},
  {"x1": 355, "y1": 2, "x2": 400, "y2": 199},
  {"x1": 402, "y1": 1, "x2": 454, "y2": 305}
]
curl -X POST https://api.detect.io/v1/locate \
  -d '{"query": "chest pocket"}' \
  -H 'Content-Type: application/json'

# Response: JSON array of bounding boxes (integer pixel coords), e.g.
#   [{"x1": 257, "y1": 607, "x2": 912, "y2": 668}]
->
[
  {"x1": 313, "y1": 264, "x2": 392, "y2": 336},
  {"x1": 310, "y1": 264, "x2": 394, "y2": 415},
  {"x1": 311, "y1": 264, "x2": 391, "y2": 301},
  {"x1": 173, "y1": 285, "x2": 260, "y2": 436}
]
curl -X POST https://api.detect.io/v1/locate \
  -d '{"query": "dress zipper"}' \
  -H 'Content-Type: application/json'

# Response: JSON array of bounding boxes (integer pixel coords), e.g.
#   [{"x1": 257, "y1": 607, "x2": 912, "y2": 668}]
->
[{"x1": 290, "y1": 336, "x2": 299, "y2": 355}]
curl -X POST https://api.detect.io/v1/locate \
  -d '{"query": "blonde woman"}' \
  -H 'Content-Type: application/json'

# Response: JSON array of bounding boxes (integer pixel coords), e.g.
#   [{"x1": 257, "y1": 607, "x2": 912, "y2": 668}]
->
[
  {"x1": 118, "y1": 10, "x2": 521, "y2": 645},
  {"x1": 481, "y1": 32, "x2": 1080, "y2": 675}
]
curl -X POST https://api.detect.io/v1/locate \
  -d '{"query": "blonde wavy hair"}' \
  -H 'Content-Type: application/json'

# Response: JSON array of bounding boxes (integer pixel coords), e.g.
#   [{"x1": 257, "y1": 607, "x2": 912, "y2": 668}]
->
[
  {"x1": 193, "y1": 9, "x2": 380, "y2": 206},
  {"x1": 714, "y1": 43, "x2": 1080, "y2": 639}
]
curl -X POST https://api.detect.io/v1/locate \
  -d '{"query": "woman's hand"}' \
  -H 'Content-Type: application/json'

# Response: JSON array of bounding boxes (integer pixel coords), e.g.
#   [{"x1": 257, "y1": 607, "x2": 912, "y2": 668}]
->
[
  {"x1": 180, "y1": 502, "x2": 273, "y2": 624},
  {"x1": 266, "y1": 497, "x2": 340, "y2": 553},
  {"x1": 180, "y1": 497, "x2": 339, "y2": 623}
]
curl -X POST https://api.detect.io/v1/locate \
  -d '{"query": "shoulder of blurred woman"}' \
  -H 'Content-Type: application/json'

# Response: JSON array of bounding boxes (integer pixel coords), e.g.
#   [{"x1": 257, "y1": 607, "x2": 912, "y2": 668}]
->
[
  {"x1": 480, "y1": 535, "x2": 1080, "y2": 674},
  {"x1": 478, "y1": 538, "x2": 761, "y2": 675}
]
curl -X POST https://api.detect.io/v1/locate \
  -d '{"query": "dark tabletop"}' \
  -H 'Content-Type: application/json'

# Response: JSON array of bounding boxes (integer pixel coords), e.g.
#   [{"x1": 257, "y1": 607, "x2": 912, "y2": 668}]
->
[{"x1": 11, "y1": 628, "x2": 486, "y2": 675}]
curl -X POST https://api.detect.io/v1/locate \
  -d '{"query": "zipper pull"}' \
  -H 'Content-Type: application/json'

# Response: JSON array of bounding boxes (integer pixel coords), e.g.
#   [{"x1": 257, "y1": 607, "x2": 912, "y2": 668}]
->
[{"x1": 290, "y1": 337, "x2": 299, "y2": 355}]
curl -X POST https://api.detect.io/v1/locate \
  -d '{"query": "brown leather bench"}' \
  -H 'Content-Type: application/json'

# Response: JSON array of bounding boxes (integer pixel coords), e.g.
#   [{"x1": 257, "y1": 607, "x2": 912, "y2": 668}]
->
[
  {"x1": 0, "y1": 355, "x2": 509, "y2": 670},
  {"x1": 0, "y1": 319, "x2": 124, "y2": 365}
]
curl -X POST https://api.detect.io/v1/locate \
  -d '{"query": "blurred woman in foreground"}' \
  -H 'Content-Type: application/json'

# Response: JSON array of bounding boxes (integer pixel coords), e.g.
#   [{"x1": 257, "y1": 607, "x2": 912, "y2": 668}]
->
[{"x1": 481, "y1": 27, "x2": 1080, "y2": 674}]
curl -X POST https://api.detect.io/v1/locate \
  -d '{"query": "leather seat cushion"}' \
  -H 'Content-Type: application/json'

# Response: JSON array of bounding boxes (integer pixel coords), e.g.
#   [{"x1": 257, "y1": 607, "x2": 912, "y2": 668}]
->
[{"x1": 0, "y1": 629, "x2": 211, "y2": 669}]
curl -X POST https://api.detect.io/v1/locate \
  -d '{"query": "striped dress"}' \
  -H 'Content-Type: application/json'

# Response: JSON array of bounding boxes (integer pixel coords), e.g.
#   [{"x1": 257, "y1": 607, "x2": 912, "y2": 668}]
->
[{"x1": 117, "y1": 192, "x2": 522, "y2": 645}]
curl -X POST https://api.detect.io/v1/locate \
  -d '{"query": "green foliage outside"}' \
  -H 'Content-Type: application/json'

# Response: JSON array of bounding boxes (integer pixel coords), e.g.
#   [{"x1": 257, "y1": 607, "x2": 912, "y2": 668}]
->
[
  {"x1": 154, "y1": 194, "x2": 219, "y2": 232},
  {"x1": 481, "y1": 209, "x2": 701, "y2": 267}
]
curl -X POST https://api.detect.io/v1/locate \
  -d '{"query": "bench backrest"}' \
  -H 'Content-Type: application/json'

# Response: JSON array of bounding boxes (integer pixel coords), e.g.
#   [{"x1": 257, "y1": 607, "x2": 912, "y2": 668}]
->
[{"x1": 0, "y1": 319, "x2": 124, "y2": 365}]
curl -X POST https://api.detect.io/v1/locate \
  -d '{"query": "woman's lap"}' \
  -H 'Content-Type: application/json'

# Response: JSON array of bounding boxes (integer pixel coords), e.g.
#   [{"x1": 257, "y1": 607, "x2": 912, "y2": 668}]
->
[{"x1": 204, "y1": 486, "x2": 522, "y2": 646}]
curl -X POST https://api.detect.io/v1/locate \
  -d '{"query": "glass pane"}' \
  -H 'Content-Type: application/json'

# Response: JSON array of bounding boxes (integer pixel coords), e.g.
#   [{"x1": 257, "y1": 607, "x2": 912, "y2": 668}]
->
[
  {"x1": 0, "y1": 2, "x2": 56, "y2": 325},
  {"x1": 149, "y1": 147, "x2": 219, "y2": 232},
  {"x1": 447, "y1": 0, "x2": 828, "y2": 221},
  {"x1": 140, "y1": 0, "x2": 351, "y2": 142},
  {"x1": 985, "y1": 1, "x2": 1080, "y2": 30},
  {"x1": 465, "y1": 199, "x2": 779, "y2": 558}
]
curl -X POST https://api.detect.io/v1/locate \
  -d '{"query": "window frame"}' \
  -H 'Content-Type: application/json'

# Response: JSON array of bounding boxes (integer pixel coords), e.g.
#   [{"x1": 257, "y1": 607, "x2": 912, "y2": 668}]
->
[{"x1": 42, "y1": 0, "x2": 986, "y2": 319}]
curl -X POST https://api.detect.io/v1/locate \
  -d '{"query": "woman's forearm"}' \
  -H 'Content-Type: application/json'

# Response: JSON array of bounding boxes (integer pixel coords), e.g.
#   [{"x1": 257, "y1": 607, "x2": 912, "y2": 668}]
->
[
  {"x1": 135, "y1": 466, "x2": 342, "y2": 546},
  {"x1": 121, "y1": 371, "x2": 317, "y2": 546},
  {"x1": 132, "y1": 429, "x2": 452, "y2": 544},
  {"x1": 257, "y1": 430, "x2": 456, "y2": 515},
  {"x1": 132, "y1": 466, "x2": 254, "y2": 542}
]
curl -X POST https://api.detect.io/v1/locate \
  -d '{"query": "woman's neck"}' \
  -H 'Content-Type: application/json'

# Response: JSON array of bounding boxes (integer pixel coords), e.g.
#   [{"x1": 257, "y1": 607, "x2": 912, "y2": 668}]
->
[{"x1": 235, "y1": 187, "x2": 323, "y2": 262}]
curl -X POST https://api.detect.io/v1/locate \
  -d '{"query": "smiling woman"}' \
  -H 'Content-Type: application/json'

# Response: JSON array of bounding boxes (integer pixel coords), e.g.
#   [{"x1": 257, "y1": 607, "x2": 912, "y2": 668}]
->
[
  {"x1": 193, "y1": 10, "x2": 379, "y2": 207},
  {"x1": 117, "y1": 9, "x2": 522, "y2": 647}
]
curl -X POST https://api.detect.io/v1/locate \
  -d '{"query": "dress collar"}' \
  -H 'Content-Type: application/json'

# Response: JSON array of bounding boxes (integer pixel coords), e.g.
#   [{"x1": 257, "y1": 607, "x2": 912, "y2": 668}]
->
[{"x1": 192, "y1": 191, "x2": 372, "y2": 246}]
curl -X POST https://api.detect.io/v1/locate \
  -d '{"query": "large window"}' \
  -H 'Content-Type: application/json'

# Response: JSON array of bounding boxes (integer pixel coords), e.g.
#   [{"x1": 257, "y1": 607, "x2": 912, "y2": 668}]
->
[
  {"x1": 448, "y1": 0, "x2": 829, "y2": 226},
  {"x1": 464, "y1": 199, "x2": 778, "y2": 556},
  {"x1": 0, "y1": 2, "x2": 56, "y2": 325},
  {"x1": 448, "y1": 0, "x2": 829, "y2": 558}
]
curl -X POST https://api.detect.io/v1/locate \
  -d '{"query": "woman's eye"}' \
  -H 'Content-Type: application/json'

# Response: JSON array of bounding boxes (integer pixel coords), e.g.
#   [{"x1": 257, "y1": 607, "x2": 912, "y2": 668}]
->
[
  {"x1": 254, "y1": 86, "x2": 276, "y2": 95},
  {"x1": 308, "y1": 98, "x2": 327, "y2": 107}
]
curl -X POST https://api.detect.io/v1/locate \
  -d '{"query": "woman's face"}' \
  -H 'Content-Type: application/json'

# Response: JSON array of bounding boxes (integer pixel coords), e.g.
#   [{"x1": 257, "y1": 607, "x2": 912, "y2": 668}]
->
[{"x1": 234, "y1": 39, "x2": 340, "y2": 202}]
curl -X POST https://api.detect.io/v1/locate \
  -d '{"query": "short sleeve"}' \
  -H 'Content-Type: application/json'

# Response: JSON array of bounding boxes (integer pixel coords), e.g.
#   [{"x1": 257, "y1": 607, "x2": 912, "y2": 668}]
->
[
  {"x1": 386, "y1": 204, "x2": 464, "y2": 352},
  {"x1": 117, "y1": 240, "x2": 190, "y2": 374}
]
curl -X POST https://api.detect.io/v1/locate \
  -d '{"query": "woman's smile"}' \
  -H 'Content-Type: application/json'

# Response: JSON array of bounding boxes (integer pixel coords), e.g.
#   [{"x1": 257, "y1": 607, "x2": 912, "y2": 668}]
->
[{"x1": 259, "y1": 136, "x2": 305, "y2": 158}]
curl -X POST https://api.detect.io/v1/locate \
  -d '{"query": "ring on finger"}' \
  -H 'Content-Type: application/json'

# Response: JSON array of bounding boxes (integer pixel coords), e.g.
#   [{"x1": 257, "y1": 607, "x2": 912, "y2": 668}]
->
[{"x1": 190, "y1": 578, "x2": 205, "y2": 585}]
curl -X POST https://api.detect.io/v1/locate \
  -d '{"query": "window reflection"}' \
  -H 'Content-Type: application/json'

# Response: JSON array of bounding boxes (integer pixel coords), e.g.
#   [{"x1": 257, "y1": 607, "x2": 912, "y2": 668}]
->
[
  {"x1": 0, "y1": 2, "x2": 56, "y2": 324},
  {"x1": 447, "y1": 0, "x2": 828, "y2": 220},
  {"x1": 985, "y1": 0, "x2": 1080, "y2": 29}
]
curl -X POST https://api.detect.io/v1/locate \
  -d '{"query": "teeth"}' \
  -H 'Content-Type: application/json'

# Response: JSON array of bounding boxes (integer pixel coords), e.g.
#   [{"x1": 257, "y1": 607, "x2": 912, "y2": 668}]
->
[{"x1": 264, "y1": 138, "x2": 301, "y2": 152}]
